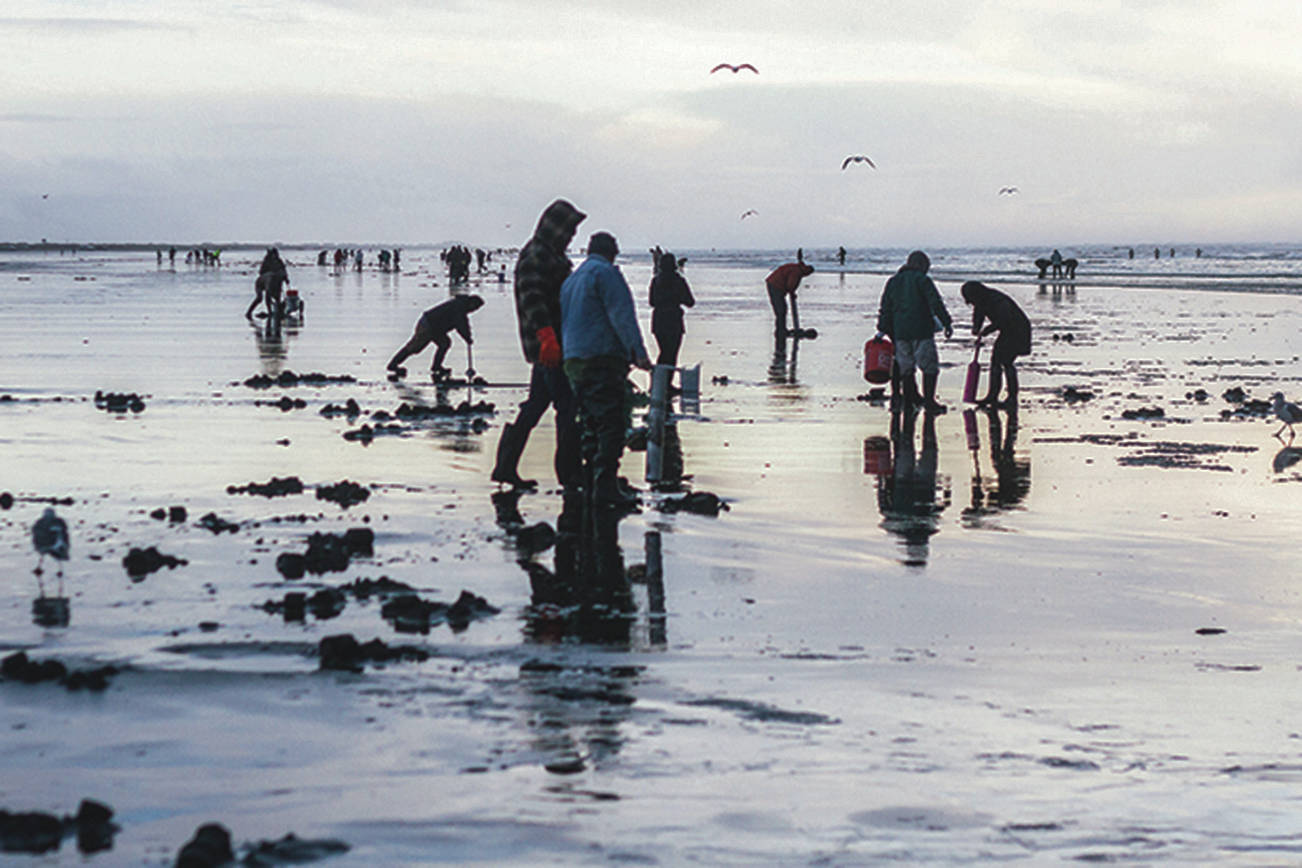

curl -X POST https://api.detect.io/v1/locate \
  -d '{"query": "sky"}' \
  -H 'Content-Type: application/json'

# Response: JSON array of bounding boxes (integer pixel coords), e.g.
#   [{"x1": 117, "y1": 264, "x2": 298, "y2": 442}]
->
[{"x1": 1, "y1": 0, "x2": 1300, "y2": 249}]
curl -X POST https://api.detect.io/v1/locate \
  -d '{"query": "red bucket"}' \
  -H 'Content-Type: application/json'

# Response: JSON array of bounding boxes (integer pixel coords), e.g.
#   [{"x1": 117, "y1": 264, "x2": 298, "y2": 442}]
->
[
  {"x1": 863, "y1": 436, "x2": 891, "y2": 475},
  {"x1": 863, "y1": 336, "x2": 893, "y2": 383}
]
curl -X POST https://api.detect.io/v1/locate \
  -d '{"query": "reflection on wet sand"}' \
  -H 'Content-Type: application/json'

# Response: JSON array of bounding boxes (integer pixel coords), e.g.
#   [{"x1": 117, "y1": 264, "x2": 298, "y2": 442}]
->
[
  {"x1": 872, "y1": 409, "x2": 951, "y2": 567},
  {"x1": 767, "y1": 333, "x2": 801, "y2": 385},
  {"x1": 249, "y1": 316, "x2": 298, "y2": 376},
  {"x1": 961, "y1": 407, "x2": 1031, "y2": 527},
  {"x1": 32, "y1": 595, "x2": 70, "y2": 628}
]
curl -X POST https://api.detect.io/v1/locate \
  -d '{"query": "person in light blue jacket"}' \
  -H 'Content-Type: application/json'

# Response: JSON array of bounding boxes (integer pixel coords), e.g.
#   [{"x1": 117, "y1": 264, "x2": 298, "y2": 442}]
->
[{"x1": 560, "y1": 232, "x2": 652, "y2": 509}]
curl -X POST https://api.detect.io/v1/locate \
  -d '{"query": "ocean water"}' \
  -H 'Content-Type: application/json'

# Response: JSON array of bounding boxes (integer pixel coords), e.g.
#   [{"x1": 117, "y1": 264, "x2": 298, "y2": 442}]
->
[{"x1": 3, "y1": 243, "x2": 1302, "y2": 864}]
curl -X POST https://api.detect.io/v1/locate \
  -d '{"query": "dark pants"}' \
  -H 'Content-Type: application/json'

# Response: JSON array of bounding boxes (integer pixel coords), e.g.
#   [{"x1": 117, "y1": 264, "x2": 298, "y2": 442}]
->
[
  {"x1": 564, "y1": 357, "x2": 629, "y2": 502},
  {"x1": 653, "y1": 325, "x2": 683, "y2": 367},
  {"x1": 388, "y1": 323, "x2": 452, "y2": 372},
  {"x1": 507, "y1": 363, "x2": 581, "y2": 486},
  {"x1": 767, "y1": 284, "x2": 798, "y2": 335}
]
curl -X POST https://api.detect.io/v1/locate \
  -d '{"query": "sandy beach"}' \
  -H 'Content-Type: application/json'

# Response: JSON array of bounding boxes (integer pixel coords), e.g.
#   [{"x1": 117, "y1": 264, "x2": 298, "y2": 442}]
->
[{"x1": 5, "y1": 246, "x2": 1302, "y2": 865}]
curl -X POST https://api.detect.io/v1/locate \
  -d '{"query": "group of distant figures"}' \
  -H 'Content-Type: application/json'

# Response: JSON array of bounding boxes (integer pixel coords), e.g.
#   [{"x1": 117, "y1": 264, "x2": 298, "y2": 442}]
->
[
  {"x1": 442, "y1": 246, "x2": 501, "y2": 284},
  {"x1": 155, "y1": 247, "x2": 219, "y2": 267},
  {"x1": 316, "y1": 248, "x2": 401, "y2": 272},
  {"x1": 1035, "y1": 249, "x2": 1078, "y2": 280}
]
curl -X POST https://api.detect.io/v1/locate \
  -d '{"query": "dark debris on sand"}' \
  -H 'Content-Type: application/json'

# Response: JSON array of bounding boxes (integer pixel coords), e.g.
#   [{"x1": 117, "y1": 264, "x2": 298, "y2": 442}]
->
[
  {"x1": 176, "y1": 823, "x2": 233, "y2": 867},
  {"x1": 380, "y1": 589, "x2": 500, "y2": 634},
  {"x1": 151, "y1": 505, "x2": 188, "y2": 522},
  {"x1": 240, "y1": 371, "x2": 357, "y2": 389},
  {"x1": 319, "y1": 398, "x2": 362, "y2": 418},
  {"x1": 227, "y1": 476, "x2": 305, "y2": 498},
  {"x1": 2, "y1": 651, "x2": 119, "y2": 692},
  {"x1": 93, "y1": 390, "x2": 146, "y2": 413},
  {"x1": 0, "y1": 799, "x2": 118, "y2": 856},
  {"x1": 175, "y1": 823, "x2": 349, "y2": 867},
  {"x1": 123, "y1": 546, "x2": 188, "y2": 579},
  {"x1": 317, "y1": 633, "x2": 431, "y2": 672},
  {"x1": 261, "y1": 588, "x2": 347, "y2": 622},
  {"x1": 275, "y1": 528, "x2": 374, "y2": 579},
  {"x1": 315, "y1": 480, "x2": 370, "y2": 508},
  {"x1": 197, "y1": 512, "x2": 240, "y2": 534},
  {"x1": 254, "y1": 396, "x2": 307, "y2": 411},
  {"x1": 657, "y1": 491, "x2": 730, "y2": 517}
]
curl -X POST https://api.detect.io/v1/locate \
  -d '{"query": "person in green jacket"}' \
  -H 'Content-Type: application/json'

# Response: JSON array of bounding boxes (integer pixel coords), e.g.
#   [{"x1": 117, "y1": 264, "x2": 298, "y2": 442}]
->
[{"x1": 875, "y1": 250, "x2": 953, "y2": 414}]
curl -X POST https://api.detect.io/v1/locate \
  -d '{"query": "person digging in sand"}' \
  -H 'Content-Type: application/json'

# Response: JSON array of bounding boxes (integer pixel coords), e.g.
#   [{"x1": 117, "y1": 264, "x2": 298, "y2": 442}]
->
[
  {"x1": 386, "y1": 294, "x2": 484, "y2": 381},
  {"x1": 245, "y1": 247, "x2": 291, "y2": 319},
  {"x1": 764, "y1": 260, "x2": 814, "y2": 337},
  {"x1": 960, "y1": 281, "x2": 1031, "y2": 409}
]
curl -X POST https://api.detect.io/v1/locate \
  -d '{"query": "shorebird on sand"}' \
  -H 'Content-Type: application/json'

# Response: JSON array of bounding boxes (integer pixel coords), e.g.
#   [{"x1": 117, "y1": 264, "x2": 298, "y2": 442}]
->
[
  {"x1": 1271, "y1": 392, "x2": 1302, "y2": 438},
  {"x1": 32, "y1": 507, "x2": 69, "y2": 593}
]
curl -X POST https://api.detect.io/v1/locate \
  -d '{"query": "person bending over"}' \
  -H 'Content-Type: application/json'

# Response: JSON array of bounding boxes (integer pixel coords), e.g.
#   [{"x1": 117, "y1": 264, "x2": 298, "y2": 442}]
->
[
  {"x1": 387, "y1": 294, "x2": 484, "y2": 381},
  {"x1": 961, "y1": 281, "x2": 1031, "y2": 409}
]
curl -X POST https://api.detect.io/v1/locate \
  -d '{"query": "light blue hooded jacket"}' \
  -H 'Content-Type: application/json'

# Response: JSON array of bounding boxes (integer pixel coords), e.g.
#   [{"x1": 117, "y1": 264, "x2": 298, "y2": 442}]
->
[{"x1": 559, "y1": 253, "x2": 649, "y2": 363}]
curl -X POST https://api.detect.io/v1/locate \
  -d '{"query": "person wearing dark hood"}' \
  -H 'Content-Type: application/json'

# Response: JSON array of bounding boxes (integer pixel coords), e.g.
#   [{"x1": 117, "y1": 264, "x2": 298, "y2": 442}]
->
[
  {"x1": 386, "y1": 294, "x2": 484, "y2": 381},
  {"x1": 875, "y1": 250, "x2": 953, "y2": 414},
  {"x1": 490, "y1": 199, "x2": 587, "y2": 490},
  {"x1": 560, "y1": 231, "x2": 652, "y2": 510},
  {"x1": 960, "y1": 281, "x2": 1031, "y2": 408},
  {"x1": 246, "y1": 247, "x2": 290, "y2": 318},
  {"x1": 648, "y1": 251, "x2": 695, "y2": 367},
  {"x1": 765, "y1": 260, "x2": 814, "y2": 336}
]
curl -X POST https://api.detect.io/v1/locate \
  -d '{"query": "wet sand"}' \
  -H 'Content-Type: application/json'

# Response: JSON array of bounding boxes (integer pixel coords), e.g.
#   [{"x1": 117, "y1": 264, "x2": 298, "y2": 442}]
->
[{"x1": 4, "y1": 250, "x2": 1302, "y2": 863}]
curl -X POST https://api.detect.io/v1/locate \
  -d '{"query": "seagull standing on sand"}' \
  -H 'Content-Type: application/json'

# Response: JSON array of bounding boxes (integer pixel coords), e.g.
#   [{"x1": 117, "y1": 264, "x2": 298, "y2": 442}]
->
[
  {"x1": 32, "y1": 507, "x2": 69, "y2": 592},
  {"x1": 1272, "y1": 392, "x2": 1302, "y2": 438}
]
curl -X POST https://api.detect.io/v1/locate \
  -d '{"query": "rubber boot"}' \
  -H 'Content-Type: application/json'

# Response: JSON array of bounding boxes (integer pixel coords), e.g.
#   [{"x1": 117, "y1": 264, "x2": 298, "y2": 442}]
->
[
  {"x1": 923, "y1": 372, "x2": 947, "y2": 415},
  {"x1": 490, "y1": 423, "x2": 538, "y2": 489},
  {"x1": 901, "y1": 373, "x2": 921, "y2": 409},
  {"x1": 1000, "y1": 367, "x2": 1019, "y2": 410}
]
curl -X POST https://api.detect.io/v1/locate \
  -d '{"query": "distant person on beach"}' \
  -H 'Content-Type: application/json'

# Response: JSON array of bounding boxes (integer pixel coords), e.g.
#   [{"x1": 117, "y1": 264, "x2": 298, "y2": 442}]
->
[
  {"x1": 386, "y1": 294, "x2": 484, "y2": 381},
  {"x1": 875, "y1": 250, "x2": 953, "y2": 414},
  {"x1": 561, "y1": 231, "x2": 652, "y2": 510},
  {"x1": 765, "y1": 261, "x2": 814, "y2": 337},
  {"x1": 245, "y1": 247, "x2": 290, "y2": 319},
  {"x1": 838, "y1": 246, "x2": 847, "y2": 266},
  {"x1": 1050, "y1": 249, "x2": 1063, "y2": 278},
  {"x1": 490, "y1": 198, "x2": 588, "y2": 490},
  {"x1": 960, "y1": 281, "x2": 1032, "y2": 409},
  {"x1": 648, "y1": 251, "x2": 695, "y2": 367}
]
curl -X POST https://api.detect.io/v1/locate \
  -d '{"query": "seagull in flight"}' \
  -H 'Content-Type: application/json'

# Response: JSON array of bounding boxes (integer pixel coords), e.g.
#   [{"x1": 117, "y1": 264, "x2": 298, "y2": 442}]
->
[
  {"x1": 1272, "y1": 392, "x2": 1302, "y2": 439},
  {"x1": 710, "y1": 63, "x2": 758, "y2": 74},
  {"x1": 998, "y1": 186, "x2": 1019, "y2": 195},
  {"x1": 739, "y1": 209, "x2": 758, "y2": 220},
  {"x1": 841, "y1": 155, "x2": 876, "y2": 170},
  {"x1": 41, "y1": 194, "x2": 49, "y2": 199}
]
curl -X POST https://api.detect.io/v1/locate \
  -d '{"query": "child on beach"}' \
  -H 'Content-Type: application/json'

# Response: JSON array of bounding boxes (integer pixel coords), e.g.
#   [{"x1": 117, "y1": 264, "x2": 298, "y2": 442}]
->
[{"x1": 386, "y1": 294, "x2": 484, "y2": 381}]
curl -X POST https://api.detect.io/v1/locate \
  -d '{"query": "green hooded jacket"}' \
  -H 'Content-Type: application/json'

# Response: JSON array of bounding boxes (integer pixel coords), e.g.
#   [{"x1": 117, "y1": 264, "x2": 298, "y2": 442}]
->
[{"x1": 876, "y1": 264, "x2": 951, "y2": 342}]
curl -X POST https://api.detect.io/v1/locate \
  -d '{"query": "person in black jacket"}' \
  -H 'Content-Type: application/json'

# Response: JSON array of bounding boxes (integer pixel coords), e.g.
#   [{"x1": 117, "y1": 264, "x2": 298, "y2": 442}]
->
[
  {"x1": 386, "y1": 294, "x2": 484, "y2": 380},
  {"x1": 961, "y1": 281, "x2": 1031, "y2": 408},
  {"x1": 648, "y1": 251, "x2": 695, "y2": 367}
]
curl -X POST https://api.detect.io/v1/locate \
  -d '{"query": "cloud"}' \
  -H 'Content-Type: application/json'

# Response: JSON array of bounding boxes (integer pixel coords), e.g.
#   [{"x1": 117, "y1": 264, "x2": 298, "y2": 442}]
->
[{"x1": 0, "y1": 17, "x2": 170, "y2": 34}]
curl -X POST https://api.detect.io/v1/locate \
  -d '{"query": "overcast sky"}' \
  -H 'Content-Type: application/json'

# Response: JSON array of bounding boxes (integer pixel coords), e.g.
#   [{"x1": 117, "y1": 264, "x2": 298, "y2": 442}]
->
[{"x1": 2, "y1": 0, "x2": 1299, "y2": 248}]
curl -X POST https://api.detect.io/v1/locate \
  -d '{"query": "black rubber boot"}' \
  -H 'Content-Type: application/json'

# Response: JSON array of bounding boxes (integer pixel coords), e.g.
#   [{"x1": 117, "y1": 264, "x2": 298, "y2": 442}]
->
[
  {"x1": 923, "y1": 372, "x2": 947, "y2": 415},
  {"x1": 490, "y1": 423, "x2": 538, "y2": 489}
]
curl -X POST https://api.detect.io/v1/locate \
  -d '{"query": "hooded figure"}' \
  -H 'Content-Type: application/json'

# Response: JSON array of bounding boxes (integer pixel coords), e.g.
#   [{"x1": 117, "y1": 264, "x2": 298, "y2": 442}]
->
[
  {"x1": 246, "y1": 247, "x2": 290, "y2": 318},
  {"x1": 648, "y1": 251, "x2": 696, "y2": 367},
  {"x1": 491, "y1": 199, "x2": 587, "y2": 490},
  {"x1": 876, "y1": 250, "x2": 953, "y2": 414},
  {"x1": 961, "y1": 281, "x2": 1031, "y2": 408}
]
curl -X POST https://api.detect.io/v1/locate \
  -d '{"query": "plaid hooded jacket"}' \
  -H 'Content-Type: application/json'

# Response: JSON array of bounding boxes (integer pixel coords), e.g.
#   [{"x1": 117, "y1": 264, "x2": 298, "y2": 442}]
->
[{"x1": 513, "y1": 199, "x2": 586, "y2": 363}]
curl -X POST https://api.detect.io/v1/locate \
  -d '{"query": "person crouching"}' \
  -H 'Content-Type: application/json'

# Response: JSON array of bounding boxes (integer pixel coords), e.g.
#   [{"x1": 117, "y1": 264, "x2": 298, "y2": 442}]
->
[{"x1": 387, "y1": 294, "x2": 484, "y2": 381}]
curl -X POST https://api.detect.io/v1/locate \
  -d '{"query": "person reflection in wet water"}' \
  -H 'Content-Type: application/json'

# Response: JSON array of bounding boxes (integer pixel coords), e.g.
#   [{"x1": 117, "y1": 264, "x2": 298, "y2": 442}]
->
[
  {"x1": 962, "y1": 407, "x2": 1030, "y2": 524},
  {"x1": 768, "y1": 331, "x2": 801, "y2": 384},
  {"x1": 877, "y1": 409, "x2": 950, "y2": 566}
]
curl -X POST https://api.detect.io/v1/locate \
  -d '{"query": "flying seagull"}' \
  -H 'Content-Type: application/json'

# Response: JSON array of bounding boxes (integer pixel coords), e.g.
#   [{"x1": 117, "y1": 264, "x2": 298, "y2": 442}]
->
[
  {"x1": 1272, "y1": 392, "x2": 1302, "y2": 438},
  {"x1": 710, "y1": 63, "x2": 758, "y2": 74},
  {"x1": 998, "y1": 186, "x2": 1019, "y2": 195},
  {"x1": 841, "y1": 155, "x2": 876, "y2": 170},
  {"x1": 41, "y1": 193, "x2": 49, "y2": 199},
  {"x1": 740, "y1": 209, "x2": 759, "y2": 220}
]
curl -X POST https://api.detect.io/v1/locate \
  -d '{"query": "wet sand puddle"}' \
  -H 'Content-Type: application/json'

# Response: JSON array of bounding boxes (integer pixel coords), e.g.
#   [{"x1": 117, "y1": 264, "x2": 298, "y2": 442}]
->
[{"x1": 4, "y1": 251, "x2": 1302, "y2": 863}]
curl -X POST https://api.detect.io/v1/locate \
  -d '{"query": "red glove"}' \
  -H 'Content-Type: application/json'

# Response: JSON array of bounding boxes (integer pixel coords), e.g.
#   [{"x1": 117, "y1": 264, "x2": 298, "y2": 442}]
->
[{"x1": 536, "y1": 327, "x2": 561, "y2": 368}]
